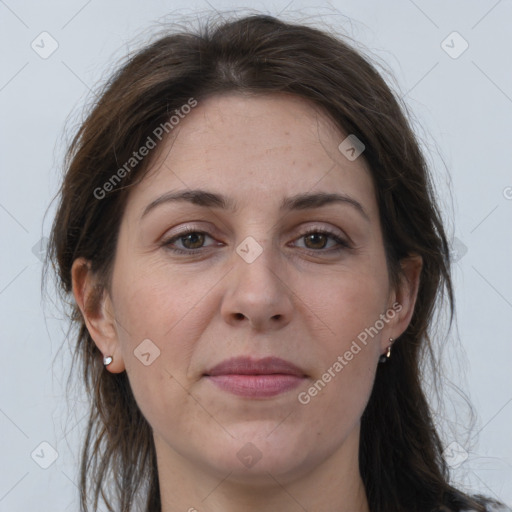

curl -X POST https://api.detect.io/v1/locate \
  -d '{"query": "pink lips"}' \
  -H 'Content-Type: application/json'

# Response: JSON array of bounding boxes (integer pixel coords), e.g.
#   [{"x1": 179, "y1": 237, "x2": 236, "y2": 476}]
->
[{"x1": 204, "y1": 356, "x2": 307, "y2": 398}]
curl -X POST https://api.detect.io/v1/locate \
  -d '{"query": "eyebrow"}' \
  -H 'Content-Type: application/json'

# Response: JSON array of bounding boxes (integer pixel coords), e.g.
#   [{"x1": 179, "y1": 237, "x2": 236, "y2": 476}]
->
[{"x1": 141, "y1": 189, "x2": 370, "y2": 222}]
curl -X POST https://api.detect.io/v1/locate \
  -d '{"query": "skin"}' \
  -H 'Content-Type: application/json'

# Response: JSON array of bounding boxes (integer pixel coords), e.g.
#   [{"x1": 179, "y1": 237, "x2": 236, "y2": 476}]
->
[{"x1": 72, "y1": 92, "x2": 422, "y2": 512}]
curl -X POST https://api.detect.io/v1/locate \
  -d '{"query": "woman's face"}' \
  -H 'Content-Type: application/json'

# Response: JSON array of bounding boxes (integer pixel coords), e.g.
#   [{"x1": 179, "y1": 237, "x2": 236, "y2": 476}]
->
[{"x1": 77, "y1": 93, "x2": 419, "y2": 485}]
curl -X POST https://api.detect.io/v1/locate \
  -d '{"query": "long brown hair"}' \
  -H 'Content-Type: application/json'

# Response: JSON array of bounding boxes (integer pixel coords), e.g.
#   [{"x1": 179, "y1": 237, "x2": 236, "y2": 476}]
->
[{"x1": 46, "y1": 13, "x2": 495, "y2": 512}]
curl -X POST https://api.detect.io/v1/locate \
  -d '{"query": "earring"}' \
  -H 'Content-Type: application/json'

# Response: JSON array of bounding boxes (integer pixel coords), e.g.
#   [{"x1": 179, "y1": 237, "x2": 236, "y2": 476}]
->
[
  {"x1": 103, "y1": 355, "x2": 113, "y2": 366},
  {"x1": 379, "y1": 338, "x2": 394, "y2": 363}
]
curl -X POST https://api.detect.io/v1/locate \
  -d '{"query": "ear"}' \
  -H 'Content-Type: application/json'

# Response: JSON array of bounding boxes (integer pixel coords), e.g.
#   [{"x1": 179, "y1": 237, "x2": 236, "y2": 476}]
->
[
  {"x1": 382, "y1": 253, "x2": 423, "y2": 351},
  {"x1": 71, "y1": 257, "x2": 125, "y2": 373}
]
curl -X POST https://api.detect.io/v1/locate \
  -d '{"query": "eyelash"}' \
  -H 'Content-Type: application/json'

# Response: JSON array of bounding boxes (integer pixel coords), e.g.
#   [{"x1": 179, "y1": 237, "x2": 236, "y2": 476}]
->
[
  {"x1": 291, "y1": 228, "x2": 351, "y2": 254},
  {"x1": 161, "y1": 227, "x2": 351, "y2": 256}
]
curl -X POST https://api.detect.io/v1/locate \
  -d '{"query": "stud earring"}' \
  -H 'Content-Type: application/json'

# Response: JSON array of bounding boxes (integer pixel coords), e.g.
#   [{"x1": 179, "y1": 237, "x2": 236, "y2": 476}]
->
[
  {"x1": 103, "y1": 355, "x2": 113, "y2": 366},
  {"x1": 379, "y1": 338, "x2": 394, "y2": 363}
]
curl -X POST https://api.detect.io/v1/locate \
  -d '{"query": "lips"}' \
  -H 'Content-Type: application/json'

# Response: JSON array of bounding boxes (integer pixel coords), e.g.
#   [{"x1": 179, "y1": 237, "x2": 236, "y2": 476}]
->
[
  {"x1": 204, "y1": 356, "x2": 307, "y2": 398},
  {"x1": 205, "y1": 356, "x2": 306, "y2": 377}
]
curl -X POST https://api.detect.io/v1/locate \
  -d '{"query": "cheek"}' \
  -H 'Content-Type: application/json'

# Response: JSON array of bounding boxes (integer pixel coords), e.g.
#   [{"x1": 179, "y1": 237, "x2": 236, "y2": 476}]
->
[
  {"x1": 291, "y1": 263, "x2": 388, "y2": 420},
  {"x1": 109, "y1": 256, "x2": 226, "y2": 416},
  {"x1": 111, "y1": 256, "x2": 213, "y2": 348},
  {"x1": 290, "y1": 262, "x2": 387, "y2": 391},
  {"x1": 110, "y1": 264, "x2": 206, "y2": 438},
  {"x1": 303, "y1": 264, "x2": 390, "y2": 348},
  {"x1": 295, "y1": 276, "x2": 383, "y2": 442}
]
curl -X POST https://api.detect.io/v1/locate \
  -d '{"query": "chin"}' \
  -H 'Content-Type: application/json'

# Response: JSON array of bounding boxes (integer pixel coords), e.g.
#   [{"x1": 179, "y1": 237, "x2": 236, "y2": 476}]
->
[{"x1": 197, "y1": 426, "x2": 319, "y2": 483}]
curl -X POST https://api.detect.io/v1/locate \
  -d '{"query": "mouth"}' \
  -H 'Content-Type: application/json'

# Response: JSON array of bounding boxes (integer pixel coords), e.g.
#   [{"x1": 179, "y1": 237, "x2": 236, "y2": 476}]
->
[{"x1": 203, "y1": 356, "x2": 308, "y2": 398}]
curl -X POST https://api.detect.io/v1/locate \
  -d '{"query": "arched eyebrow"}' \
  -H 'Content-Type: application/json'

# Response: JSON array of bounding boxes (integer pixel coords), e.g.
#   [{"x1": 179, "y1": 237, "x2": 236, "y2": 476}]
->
[
  {"x1": 141, "y1": 189, "x2": 370, "y2": 222},
  {"x1": 280, "y1": 191, "x2": 369, "y2": 221}
]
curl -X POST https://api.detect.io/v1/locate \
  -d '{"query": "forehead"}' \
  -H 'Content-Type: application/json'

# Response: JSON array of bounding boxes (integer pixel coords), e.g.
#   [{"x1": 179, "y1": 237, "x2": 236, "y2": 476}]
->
[{"x1": 126, "y1": 93, "x2": 377, "y2": 219}]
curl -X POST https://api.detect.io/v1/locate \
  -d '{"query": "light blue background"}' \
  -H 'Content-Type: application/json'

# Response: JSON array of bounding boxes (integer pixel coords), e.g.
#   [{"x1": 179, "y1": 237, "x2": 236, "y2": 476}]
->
[{"x1": 1, "y1": 0, "x2": 511, "y2": 509}]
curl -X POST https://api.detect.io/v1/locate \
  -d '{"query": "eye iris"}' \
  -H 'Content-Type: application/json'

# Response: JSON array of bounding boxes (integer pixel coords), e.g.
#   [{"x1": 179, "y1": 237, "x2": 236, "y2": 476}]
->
[
  {"x1": 305, "y1": 233, "x2": 327, "y2": 249},
  {"x1": 182, "y1": 232, "x2": 204, "y2": 249}
]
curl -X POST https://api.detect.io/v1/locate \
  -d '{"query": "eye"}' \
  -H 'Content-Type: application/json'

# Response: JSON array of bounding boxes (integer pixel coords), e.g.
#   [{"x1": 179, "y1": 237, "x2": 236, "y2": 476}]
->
[
  {"x1": 161, "y1": 226, "x2": 351, "y2": 256},
  {"x1": 293, "y1": 228, "x2": 350, "y2": 252},
  {"x1": 162, "y1": 229, "x2": 219, "y2": 254}
]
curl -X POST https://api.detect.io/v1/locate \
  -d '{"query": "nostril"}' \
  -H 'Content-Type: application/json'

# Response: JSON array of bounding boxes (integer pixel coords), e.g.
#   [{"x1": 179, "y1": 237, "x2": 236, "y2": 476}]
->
[{"x1": 234, "y1": 312, "x2": 245, "y2": 320}]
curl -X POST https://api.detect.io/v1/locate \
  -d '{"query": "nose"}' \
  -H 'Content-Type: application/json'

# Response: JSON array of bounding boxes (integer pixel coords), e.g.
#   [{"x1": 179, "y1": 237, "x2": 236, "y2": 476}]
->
[{"x1": 220, "y1": 240, "x2": 294, "y2": 332}]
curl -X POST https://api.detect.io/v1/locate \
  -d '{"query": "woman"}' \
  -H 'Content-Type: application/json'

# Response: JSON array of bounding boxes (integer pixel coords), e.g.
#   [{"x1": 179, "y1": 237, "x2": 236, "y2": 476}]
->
[{"x1": 46, "y1": 13, "x2": 510, "y2": 512}]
